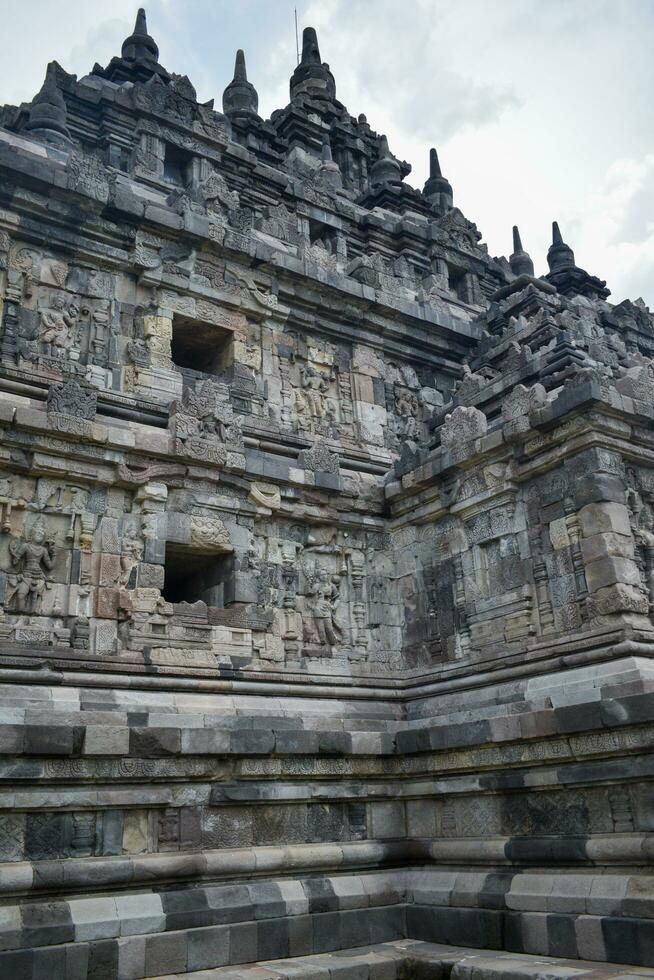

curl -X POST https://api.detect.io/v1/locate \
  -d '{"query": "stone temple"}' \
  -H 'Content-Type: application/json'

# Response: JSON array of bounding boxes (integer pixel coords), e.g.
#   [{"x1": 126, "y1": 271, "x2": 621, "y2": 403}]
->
[{"x1": 0, "y1": 8, "x2": 654, "y2": 978}]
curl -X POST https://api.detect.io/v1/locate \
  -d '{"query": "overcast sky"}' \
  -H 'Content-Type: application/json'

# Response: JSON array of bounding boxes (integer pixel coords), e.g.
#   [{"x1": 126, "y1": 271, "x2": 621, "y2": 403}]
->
[{"x1": 1, "y1": 0, "x2": 653, "y2": 306}]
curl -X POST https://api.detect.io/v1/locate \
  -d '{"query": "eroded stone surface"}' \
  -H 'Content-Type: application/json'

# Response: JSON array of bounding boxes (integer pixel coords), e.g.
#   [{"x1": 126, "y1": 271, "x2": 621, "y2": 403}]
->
[{"x1": 0, "y1": 9, "x2": 653, "y2": 979}]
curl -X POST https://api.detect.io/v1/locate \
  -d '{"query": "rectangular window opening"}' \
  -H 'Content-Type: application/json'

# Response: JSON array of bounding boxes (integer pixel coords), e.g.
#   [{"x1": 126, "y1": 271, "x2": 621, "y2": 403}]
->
[
  {"x1": 171, "y1": 315, "x2": 233, "y2": 376},
  {"x1": 162, "y1": 544, "x2": 234, "y2": 608},
  {"x1": 163, "y1": 143, "x2": 193, "y2": 186},
  {"x1": 309, "y1": 218, "x2": 336, "y2": 251},
  {"x1": 448, "y1": 265, "x2": 477, "y2": 305},
  {"x1": 448, "y1": 265, "x2": 467, "y2": 301}
]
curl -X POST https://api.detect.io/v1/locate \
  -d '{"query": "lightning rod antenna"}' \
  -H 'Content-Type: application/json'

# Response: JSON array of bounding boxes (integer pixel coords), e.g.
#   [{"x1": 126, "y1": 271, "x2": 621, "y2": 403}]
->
[{"x1": 294, "y1": 7, "x2": 300, "y2": 65}]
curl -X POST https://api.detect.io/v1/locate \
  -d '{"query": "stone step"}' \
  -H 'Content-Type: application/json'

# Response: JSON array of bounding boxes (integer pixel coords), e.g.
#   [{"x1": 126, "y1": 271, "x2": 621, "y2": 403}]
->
[
  {"x1": 151, "y1": 939, "x2": 654, "y2": 979},
  {"x1": 1, "y1": 682, "x2": 654, "y2": 758},
  {"x1": 3, "y1": 873, "x2": 654, "y2": 975}
]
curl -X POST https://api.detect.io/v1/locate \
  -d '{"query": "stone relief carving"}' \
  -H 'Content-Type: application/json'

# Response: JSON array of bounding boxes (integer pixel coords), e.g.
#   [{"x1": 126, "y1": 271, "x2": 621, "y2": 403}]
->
[
  {"x1": 190, "y1": 515, "x2": 232, "y2": 551},
  {"x1": 440, "y1": 405, "x2": 487, "y2": 450},
  {"x1": 394, "y1": 387, "x2": 420, "y2": 440},
  {"x1": 295, "y1": 362, "x2": 336, "y2": 428},
  {"x1": 39, "y1": 295, "x2": 79, "y2": 357},
  {"x1": 257, "y1": 204, "x2": 300, "y2": 245},
  {"x1": 47, "y1": 380, "x2": 98, "y2": 419},
  {"x1": 297, "y1": 441, "x2": 339, "y2": 474},
  {"x1": 170, "y1": 381, "x2": 244, "y2": 464},
  {"x1": 0, "y1": 16, "x2": 651, "y2": 681},
  {"x1": 627, "y1": 484, "x2": 654, "y2": 607},
  {"x1": 2, "y1": 21, "x2": 654, "y2": 963},
  {"x1": 306, "y1": 565, "x2": 343, "y2": 648},
  {"x1": 5, "y1": 518, "x2": 55, "y2": 613}
]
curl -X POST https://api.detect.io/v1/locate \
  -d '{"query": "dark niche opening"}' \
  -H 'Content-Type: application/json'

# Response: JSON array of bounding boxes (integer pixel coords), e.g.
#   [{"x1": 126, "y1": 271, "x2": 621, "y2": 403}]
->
[
  {"x1": 448, "y1": 264, "x2": 477, "y2": 305},
  {"x1": 171, "y1": 315, "x2": 233, "y2": 375},
  {"x1": 163, "y1": 143, "x2": 193, "y2": 186},
  {"x1": 448, "y1": 264, "x2": 467, "y2": 301},
  {"x1": 309, "y1": 218, "x2": 336, "y2": 252},
  {"x1": 162, "y1": 544, "x2": 234, "y2": 608}
]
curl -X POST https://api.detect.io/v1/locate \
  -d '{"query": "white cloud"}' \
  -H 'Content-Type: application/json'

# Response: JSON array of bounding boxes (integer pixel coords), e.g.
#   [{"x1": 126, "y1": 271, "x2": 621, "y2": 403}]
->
[
  {"x1": 0, "y1": 2, "x2": 136, "y2": 105},
  {"x1": 573, "y1": 155, "x2": 654, "y2": 303},
  {"x1": 0, "y1": 0, "x2": 652, "y2": 305}
]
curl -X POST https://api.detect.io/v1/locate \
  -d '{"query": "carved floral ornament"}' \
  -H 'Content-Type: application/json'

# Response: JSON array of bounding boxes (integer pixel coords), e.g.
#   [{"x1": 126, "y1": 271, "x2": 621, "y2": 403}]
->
[
  {"x1": 297, "y1": 441, "x2": 340, "y2": 473},
  {"x1": 47, "y1": 380, "x2": 97, "y2": 419},
  {"x1": 501, "y1": 382, "x2": 547, "y2": 421},
  {"x1": 440, "y1": 405, "x2": 487, "y2": 450}
]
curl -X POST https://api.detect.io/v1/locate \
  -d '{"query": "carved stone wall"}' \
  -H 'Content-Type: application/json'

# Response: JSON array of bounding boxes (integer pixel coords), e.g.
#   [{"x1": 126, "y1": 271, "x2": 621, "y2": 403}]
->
[{"x1": 0, "y1": 12, "x2": 653, "y2": 979}]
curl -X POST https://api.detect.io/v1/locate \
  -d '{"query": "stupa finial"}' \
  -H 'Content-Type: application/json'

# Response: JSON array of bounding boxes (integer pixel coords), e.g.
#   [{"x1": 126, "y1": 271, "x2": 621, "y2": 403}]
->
[
  {"x1": 290, "y1": 26, "x2": 336, "y2": 101},
  {"x1": 318, "y1": 135, "x2": 342, "y2": 190},
  {"x1": 509, "y1": 225, "x2": 535, "y2": 277},
  {"x1": 134, "y1": 7, "x2": 148, "y2": 34},
  {"x1": 370, "y1": 135, "x2": 402, "y2": 191},
  {"x1": 423, "y1": 146, "x2": 453, "y2": 212},
  {"x1": 121, "y1": 7, "x2": 159, "y2": 63},
  {"x1": 322, "y1": 137, "x2": 333, "y2": 163},
  {"x1": 234, "y1": 48, "x2": 247, "y2": 81},
  {"x1": 223, "y1": 49, "x2": 259, "y2": 117},
  {"x1": 25, "y1": 62, "x2": 72, "y2": 145},
  {"x1": 547, "y1": 221, "x2": 575, "y2": 272},
  {"x1": 301, "y1": 26, "x2": 322, "y2": 65}
]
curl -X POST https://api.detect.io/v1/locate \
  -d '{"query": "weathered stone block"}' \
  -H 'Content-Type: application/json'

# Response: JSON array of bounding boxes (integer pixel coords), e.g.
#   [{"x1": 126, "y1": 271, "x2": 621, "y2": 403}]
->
[
  {"x1": 95, "y1": 587, "x2": 119, "y2": 619},
  {"x1": 70, "y1": 896, "x2": 119, "y2": 941},
  {"x1": 580, "y1": 531, "x2": 635, "y2": 562},
  {"x1": 83, "y1": 726, "x2": 130, "y2": 756},
  {"x1": 579, "y1": 502, "x2": 631, "y2": 538},
  {"x1": 129, "y1": 727, "x2": 181, "y2": 756},
  {"x1": 585, "y1": 555, "x2": 642, "y2": 592},
  {"x1": 144, "y1": 931, "x2": 188, "y2": 976},
  {"x1": 187, "y1": 924, "x2": 230, "y2": 971}
]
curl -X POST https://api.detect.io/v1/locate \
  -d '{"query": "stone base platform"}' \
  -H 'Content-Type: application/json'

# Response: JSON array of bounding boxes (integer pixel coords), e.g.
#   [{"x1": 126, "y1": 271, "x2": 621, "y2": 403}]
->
[{"x1": 153, "y1": 940, "x2": 654, "y2": 979}]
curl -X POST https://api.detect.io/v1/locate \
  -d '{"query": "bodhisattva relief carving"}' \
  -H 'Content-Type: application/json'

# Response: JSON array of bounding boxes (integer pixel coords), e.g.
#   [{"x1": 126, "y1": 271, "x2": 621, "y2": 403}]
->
[
  {"x1": 6, "y1": 519, "x2": 55, "y2": 613},
  {"x1": 294, "y1": 362, "x2": 337, "y2": 430},
  {"x1": 39, "y1": 296, "x2": 79, "y2": 357}
]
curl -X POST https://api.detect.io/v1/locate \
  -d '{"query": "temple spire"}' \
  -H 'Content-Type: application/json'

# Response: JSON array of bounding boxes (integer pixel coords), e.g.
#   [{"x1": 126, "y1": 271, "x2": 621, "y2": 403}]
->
[
  {"x1": 547, "y1": 220, "x2": 575, "y2": 272},
  {"x1": 289, "y1": 26, "x2": 336, "y2": 101},
  {"x1": 234, "y1": 49, "x2": 247, "y2": 81},
  {"x1": 301, "y1": 27, "x2": 322, "y2": 65},
  {"x1": 370, "y1": 135, "x2": 402, "y2": 190},
  {"x1": 223, "y1": 49, "x2": 259, "y2": 117},
  {"x1": 544, "y1": 220, "x2": 609, "y2": 298},
  {"x1": 509, "y1": 224, "x2": 535, "y2": 277},
  {"x1": 121, "y1": 7, "x2": 159, "y2": 64},
  {"x1": 318, "y1": 135, "x2": 342, "y2": 190},
  {"x1": 422, "y1": 146, "x2": 453, "y2": 213},
  {"x1": 25, "y1": 62, "x2": 72, "y2": 146}
]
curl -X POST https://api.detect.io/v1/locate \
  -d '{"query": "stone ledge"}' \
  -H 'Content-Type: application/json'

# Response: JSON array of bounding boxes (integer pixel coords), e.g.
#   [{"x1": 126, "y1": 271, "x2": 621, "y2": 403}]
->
[
  {"x1": 3, "y1": 840, "x2": 654, "y2": 899},
  {"x1": 3, "y1": 869, "x2": 654, "y2": 955},
  {"x1": 58, "y1": 938, "x2": 654, "y2": 979}
]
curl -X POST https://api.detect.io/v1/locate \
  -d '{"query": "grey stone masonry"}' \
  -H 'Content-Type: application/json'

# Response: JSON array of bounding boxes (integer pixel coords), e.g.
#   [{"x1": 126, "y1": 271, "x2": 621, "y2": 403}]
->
[{"x1": 0, "y1": 7, "x2": 653, "y2": 978}]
